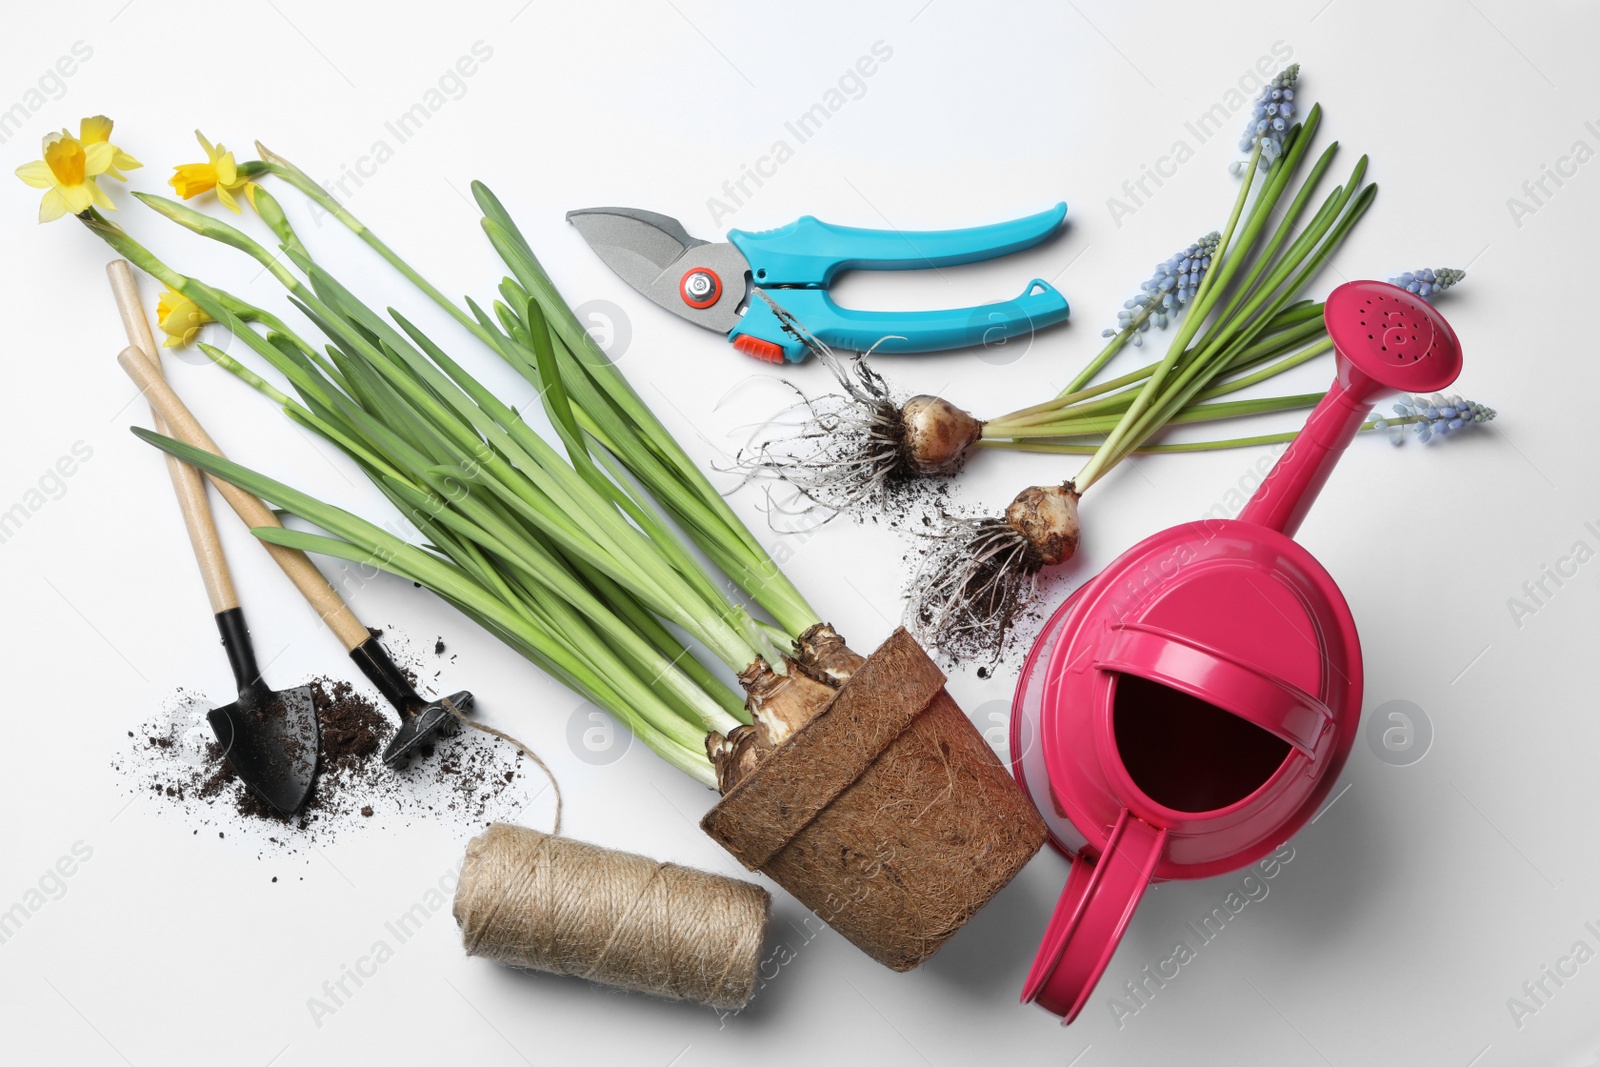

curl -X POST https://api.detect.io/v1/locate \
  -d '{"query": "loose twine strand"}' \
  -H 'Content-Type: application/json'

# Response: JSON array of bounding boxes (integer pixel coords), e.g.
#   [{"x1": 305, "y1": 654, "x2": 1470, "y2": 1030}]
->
[
  {"x1": 443, "y1": 697, "x2": 562, "y2": 834},
  {"x1": 441, "y1": 702, "x2": 769, "y2": 1010}
]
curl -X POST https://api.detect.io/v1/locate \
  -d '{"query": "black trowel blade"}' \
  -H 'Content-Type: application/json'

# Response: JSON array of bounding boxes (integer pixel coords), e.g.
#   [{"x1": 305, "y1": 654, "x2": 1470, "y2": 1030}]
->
[{"x1": 208, "y1": 684, "x2": 319, "y2": 815}]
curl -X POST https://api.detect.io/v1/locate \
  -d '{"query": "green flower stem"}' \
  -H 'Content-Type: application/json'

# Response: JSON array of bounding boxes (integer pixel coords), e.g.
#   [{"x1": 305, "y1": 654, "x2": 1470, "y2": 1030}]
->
[
  {"x1": 989, "y1": 302, "x2": 1325, "y2": 435},
  {"x1": 993, "y1": 333, "x2": 1302, "y2": 431},
  {"x1": 1176, "y1": 150, "x2": 1362, "y2": 390},
  {"x1": 994, "y1": 391, "x2": 1326, "y2": 440},
  {"x1": 977, "y1": 415, "x2": 1405, "y2": 456},
  {"x1": 80, "y1": 210, "x2": 188, "y2": 292},
  {"x1": 1034, "y1": 330, "x2": 1330, "y2": 436},
  {"x1": 254, "y1": 145, "x2": 477, "y2": 340},
  {"x1": 1072, "y1": 110, "x2": 1340, "y2": 492},
  {"x1": 1095, "y1": 180, "x2": 1376, "y2": 475},
  {"x1": 1191, "y1": 337, "x2": 1333, "y2": 402},
  {"x1": 472, "y1": 204, "x2": 821, "y2": 637},
  {"x1": 135, "y1": 429, "x2": 720, "y2": 784},
  {"x1": 248, "y1": 184, "x2": 307, "y2": 260},
  {"x1": 134, "y1": 192, "x2": 303, "y2": 293},
  {"x1": 1188, "y1": 114, "x2": 1332, "y2": 354},
  {"x1": 1076, "y1": 141, "x2": 1266, "y2": 488},
  {"x1": 252, "y1": 153, "x2": 820, "y2": 641},
  {"x1": 980, "y1": 336, "x2": 1333, "y2": 456},
  {"x1": 1057, "y1": 296, "x2": 1160, "y2": 398},
  {"x1": 82, "y1": 202, "x2": 751, "y2": 779},
  {"x1": 1078, "y1": 148, "x2": 1369, "y2": 485},
  {"x1": 195, "y1": 342, "x2": 409, "y2": 481},
  {"x1": 133, "y1": 196, "x2": 765, "y2": 675}
]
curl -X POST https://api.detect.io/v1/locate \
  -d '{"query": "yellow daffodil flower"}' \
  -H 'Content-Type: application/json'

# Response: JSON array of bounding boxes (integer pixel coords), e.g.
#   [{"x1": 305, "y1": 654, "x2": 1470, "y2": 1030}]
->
[
  {"x1": 169, "y1": 131, "x2": 257, "y2": 214},
  {"x1": 156, "y1": 286, "x2": 212, "y2": 348},
  {"x1": 14, "y1": 129, "x2": 115, "y2": 223},
  {"x1": 77, "y1": 115, "x2": 141, "y2": 181}
]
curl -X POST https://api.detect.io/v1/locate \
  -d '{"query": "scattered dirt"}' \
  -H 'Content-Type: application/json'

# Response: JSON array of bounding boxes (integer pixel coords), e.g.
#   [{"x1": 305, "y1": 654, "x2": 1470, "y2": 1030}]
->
[
  {"x1": 893, "y1": 499, "x2": 1061, "y2": 672},
  {"x1": 114, "y1": 631, "x2": 533, "y2": 851}
]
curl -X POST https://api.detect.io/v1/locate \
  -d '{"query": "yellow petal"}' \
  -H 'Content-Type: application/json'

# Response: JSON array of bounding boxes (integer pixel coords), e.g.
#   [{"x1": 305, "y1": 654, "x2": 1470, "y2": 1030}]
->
[
  {"x1": 15, "y1": 160, "x2": 54, "y2": 189},
  {"x1": 213, "y1": 152, "x2": 237, "y2": 187},
  {"x1": 169, "y1": 163, "x2": 218, "y2": 199},
  {"x1": 86, "y1": 177, "x2": 115, "y2": 210},
  {"x1": 82, "y1": 141, "x2": 115, "y2": 177},
  {"x1": 215, "y1": 184, "x2": 241, "y2": 214},
  {"x1": 59, "y1": 182, "x2": 94, "y2": 215},
  {"x1": 111, "y1": 149, "x2": 142, "y2": 172},
  {"x1": 38, "y1": 187, "x2": 68, "y2": 223},
  {"x1": 243, "y1": 181, "x2": 260, "y2": 210},
  {"x1": 158, "y1": 310, "x2": 184, "y2": 342},
  {"x1": 80, "y1": 115, "x2": 113, "y2": 144}
]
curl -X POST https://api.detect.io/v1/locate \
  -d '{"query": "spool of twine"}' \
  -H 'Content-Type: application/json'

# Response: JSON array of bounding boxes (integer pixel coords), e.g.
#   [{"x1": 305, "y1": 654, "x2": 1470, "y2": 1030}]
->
[{"x1": 454, "y1": 823, "x2": 770, "y2": 1010}]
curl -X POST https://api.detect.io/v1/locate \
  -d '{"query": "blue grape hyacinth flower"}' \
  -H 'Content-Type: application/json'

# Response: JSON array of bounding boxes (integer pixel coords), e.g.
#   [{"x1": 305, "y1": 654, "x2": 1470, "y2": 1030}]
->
[
  {"x1": 1102, "y1": 231, "x2": 1221, "y2": 347},
  {"x1": 1232, "y1": 64, "x2": 1300, "y2": 174},
  {"x1": 1374, "y1": 394, "x2": 1496, "y2": 444},
  {"x1": 1388, "y1": 267, "x2": 1465, "y2": 302}
]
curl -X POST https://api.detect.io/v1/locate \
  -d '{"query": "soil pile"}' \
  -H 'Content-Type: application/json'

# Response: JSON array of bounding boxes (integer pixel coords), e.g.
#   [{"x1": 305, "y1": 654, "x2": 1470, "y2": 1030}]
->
[{"x1": 115, "y1": 637, "x2": 533, "y2": 849}]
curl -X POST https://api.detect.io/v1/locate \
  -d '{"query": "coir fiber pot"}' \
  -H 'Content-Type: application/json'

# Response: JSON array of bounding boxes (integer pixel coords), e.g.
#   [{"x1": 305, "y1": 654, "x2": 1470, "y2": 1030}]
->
[{"x1": 702, "y1": 627, "x2": 1048, "y2": 971}]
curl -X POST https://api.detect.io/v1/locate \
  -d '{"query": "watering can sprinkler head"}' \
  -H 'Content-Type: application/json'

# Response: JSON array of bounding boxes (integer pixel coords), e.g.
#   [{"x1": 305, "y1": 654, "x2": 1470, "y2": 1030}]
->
[
  {"x1": 1323, "y1": 278, "x2": 1464, "y2": 401},
  {"x1": 1239, "y1": 280, "x2": 1464, "y2": 537}
]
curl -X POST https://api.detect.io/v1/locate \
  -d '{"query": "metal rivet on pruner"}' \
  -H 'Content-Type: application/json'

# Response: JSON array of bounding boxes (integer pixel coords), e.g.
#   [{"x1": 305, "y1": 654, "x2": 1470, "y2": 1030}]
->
[{"x1": 680, "y1": 268, "x2": 721, "y2": 309}]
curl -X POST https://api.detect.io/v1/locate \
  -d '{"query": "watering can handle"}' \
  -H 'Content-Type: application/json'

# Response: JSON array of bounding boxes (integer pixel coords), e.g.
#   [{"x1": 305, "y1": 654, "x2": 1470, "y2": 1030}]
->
[
  {"x1": 1023, "y1": 809, "x2": 1166, "y2": 1022},
  {"x1": 1099, "y1": 622, "x2": 1332, "y2": 757}
]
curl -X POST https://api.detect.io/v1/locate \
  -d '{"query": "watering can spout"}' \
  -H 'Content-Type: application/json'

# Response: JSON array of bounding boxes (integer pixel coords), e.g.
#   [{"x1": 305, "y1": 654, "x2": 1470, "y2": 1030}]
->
[
  {"x1": 1238, "y1": 281, "x2": 1464, "y2": 537},
  {"x1": 1235, "y1": 366, "x2": 1384, "y2": 536}
]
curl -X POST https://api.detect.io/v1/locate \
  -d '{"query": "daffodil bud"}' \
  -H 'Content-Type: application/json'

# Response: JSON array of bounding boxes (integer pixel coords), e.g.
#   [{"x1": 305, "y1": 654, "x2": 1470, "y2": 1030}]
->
[{"x1": 251, "y1": 186, "x2": 305, "y2": 256}]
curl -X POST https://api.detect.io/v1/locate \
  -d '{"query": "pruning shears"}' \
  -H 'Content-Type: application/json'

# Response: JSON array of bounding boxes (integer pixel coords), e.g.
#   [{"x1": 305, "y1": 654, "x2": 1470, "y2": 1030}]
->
[{"x1": 567, "y1": 203, "x2": 1071, "y2": 363}]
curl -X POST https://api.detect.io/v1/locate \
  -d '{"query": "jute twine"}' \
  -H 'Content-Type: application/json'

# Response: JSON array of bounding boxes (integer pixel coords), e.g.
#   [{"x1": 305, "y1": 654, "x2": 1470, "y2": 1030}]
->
[
  {"x1": 454, "y1": 823, "x2": 770, "y2": 1010},
  {"x1": 443, "y1": 698, "x2": 564, "y2": 833}
]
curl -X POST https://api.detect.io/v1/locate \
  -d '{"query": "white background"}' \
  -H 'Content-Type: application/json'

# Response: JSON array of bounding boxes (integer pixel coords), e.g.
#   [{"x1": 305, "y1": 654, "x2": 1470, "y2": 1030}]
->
[{"x1": 3, "y1": 1, "x2": 1598, "y2": 1064}]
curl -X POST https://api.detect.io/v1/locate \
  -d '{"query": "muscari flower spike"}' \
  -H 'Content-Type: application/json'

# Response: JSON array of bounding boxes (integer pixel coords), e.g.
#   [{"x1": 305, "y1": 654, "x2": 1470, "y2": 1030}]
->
[
  {"x1": 1102, "y1": 231, "x2": 1221, "y2": 347},
  {"x1": 1374, "y1": 394, "x2": 1496, "y2": 445},
  {"x1": 1232, "y1": 64, "x2": 1300, "y2": 175},
  {"x1": 1388, "y1": 267, "x2": 1465, "y2": 303}
]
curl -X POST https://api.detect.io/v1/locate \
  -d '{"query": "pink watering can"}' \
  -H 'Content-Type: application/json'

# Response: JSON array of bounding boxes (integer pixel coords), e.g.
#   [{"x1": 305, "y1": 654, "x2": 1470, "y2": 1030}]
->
[{"x1": 1010, "y1": 280, "x2": 1464, "y2": 1022}]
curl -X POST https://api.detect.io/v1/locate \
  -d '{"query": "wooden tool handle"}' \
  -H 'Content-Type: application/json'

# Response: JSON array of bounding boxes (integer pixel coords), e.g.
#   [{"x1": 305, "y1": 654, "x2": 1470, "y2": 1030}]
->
[
  {"x1": 107, "y1": 261, "x2": 240, "y2": 615},
  {"x1": 117, "y1": 345, "x2": 373, "y2": 653}
]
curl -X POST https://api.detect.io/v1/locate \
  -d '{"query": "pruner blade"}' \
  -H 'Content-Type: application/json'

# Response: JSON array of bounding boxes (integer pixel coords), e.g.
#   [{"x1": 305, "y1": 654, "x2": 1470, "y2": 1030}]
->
[{"x1": 567, "y1": 207, "x2": 748, "y2": 334}]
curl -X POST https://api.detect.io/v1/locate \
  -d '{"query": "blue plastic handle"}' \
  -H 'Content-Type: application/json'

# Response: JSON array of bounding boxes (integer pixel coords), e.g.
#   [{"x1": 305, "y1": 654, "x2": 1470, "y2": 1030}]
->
[
  {"x1": 729, "y1": 202, "x2": 1067, "y2": 287},
  {"x1": 729, "y1": 279, "x2": 1070, "y2": 363}
]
